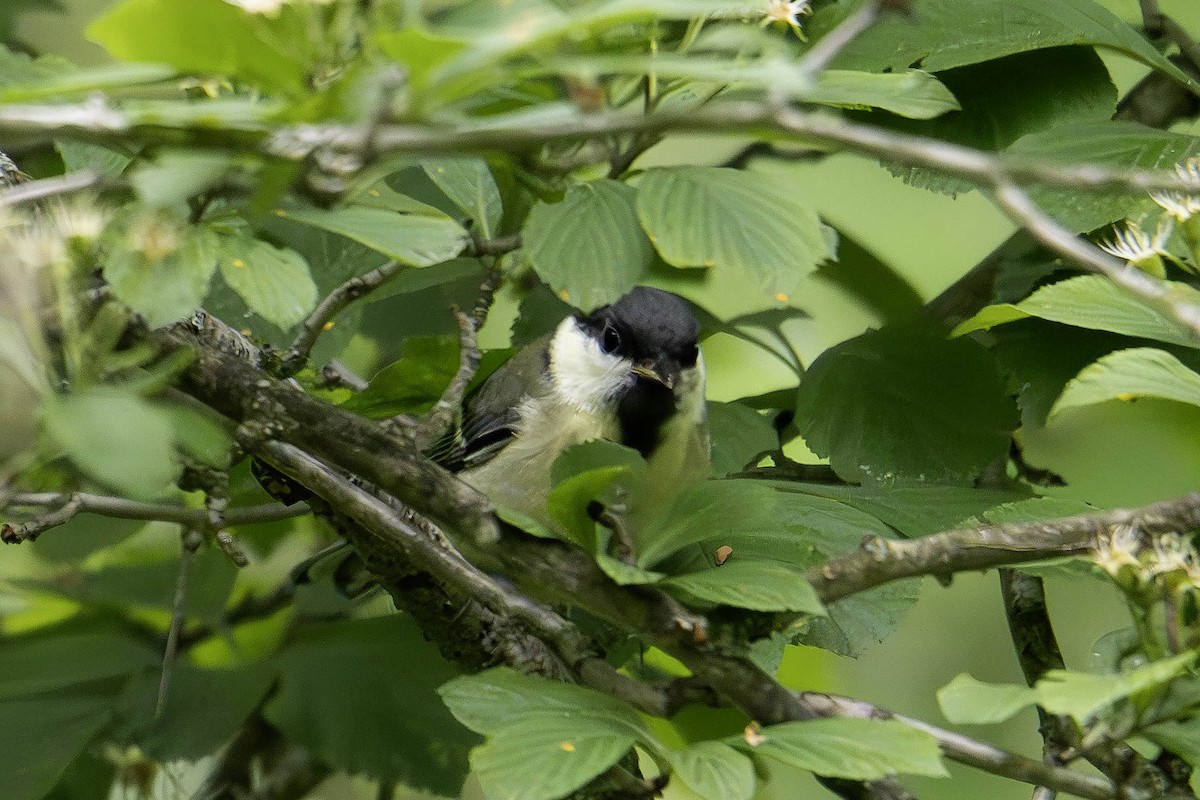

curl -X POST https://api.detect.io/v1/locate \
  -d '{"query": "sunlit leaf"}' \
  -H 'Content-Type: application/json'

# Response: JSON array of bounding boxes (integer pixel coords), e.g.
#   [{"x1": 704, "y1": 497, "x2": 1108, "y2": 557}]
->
[
  {"x1": 216, "y1": 232, "x2": 317, "y2": 330},
  {"x1": 471, "y1": 719, "x2": 637, "y2": 800},
  {"x1": 637, "y1": 167, "x2": 831, "y2": 304},
  {"x1": 937, "y1": 673, "x2": 1037, "y2": 725},
  {"x1": 422, "y1": 157, "x2": 503, "y2": 238},
  {"x1": 439, "y1": 667, "x2": 649, "y2": 737},
  {"x1": 745, "y1": 718, "x2": 948, "y2": 779},
  {"x1": 273, "y1": 204, "x2": 468, "y2": 267},
  {"x1": 523, "y1": 179, "x2": 654, "y2": 310},
  {"x1": 955, "y1": 275, "x2": 1200, "y2": 348},
  {"x1": 1008, "y1": 122, "x2": 1200, "y2": 231},
  {"x1": 637, "y1": 480, "x2": 779, "y2": 568},
  {"x1": 664, "y1": 561, "x2": 825, "y2": 613},
  {"x1": 43, "y1": 388, "x2": 180, "y2": 498},
  {"x1": 105, "y1": 225, "x2": 220, "y2": 328},
  {"x1": 1036, "y1": 651, "x2": 1198, "y2": 723},
  {"x1": 89, "y1": 0, "x2": 309, "y2": 94},
  {"x1": 1050, "y1": 347, "x2": 1200, "y2": 419},
  {"x1": 664, "y1": 741, "x2": 756, "y2": 800}
]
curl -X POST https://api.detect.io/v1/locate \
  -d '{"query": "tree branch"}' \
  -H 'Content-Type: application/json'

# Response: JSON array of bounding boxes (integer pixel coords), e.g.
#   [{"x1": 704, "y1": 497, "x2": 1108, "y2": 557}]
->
[
  {"x1": 796, "y1": 693, "x2": 1147, "y2": 800},
  {"x1": 0, "y1": 491, "x2": 306, "y2": 544},
  {"x1": 808, "y1": 492, "x2": 1200, "y2": 604},
  {"x1": 990, "y1": 181, "x2": 1200, "y2": 343},
  {"x1": 281, "y1": 259, "x2": 405, "y2": 376},
  {"x1": 9, "y1": 100, "x2": 1200, "y2": 196}
]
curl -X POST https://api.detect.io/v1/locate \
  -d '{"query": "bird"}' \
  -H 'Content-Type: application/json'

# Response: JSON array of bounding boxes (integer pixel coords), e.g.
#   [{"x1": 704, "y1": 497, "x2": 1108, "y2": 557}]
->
[
  {"x1": 453, "y1": 286, "x2": 711, "y2": 524},
  {"x1": 275, "y1": 286, "x2": 708, "y2": 592}
]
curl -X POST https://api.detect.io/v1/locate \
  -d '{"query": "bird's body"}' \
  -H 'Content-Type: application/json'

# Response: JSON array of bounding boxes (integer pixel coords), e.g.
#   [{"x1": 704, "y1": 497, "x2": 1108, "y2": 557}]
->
[{"x1": 455, "y1": 287, "x2": 709, "y2": 523}]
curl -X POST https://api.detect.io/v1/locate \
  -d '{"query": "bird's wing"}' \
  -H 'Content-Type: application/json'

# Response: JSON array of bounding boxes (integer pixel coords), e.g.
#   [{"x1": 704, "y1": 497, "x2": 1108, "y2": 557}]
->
[{"x1": 456, "y1": 333, "x2": 552, "y2": 470}]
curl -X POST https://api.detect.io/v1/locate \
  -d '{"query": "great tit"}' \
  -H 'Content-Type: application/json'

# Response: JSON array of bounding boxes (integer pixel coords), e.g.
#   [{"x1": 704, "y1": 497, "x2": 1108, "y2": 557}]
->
[{"x1": 455, "y1": 286, "x2": 710, "y2": 522}]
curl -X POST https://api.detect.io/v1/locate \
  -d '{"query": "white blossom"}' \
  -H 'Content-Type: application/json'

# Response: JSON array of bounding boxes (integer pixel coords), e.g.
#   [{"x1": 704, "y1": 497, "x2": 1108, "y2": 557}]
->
[{"x1": 1096, "y1": 218, "x2": 1171, "y2": 263}]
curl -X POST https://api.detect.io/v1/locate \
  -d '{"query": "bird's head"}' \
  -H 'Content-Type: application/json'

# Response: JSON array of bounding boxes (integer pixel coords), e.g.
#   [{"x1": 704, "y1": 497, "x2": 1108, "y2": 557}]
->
[{"x1": 548, "y1": 286, "x2": 702, "y2": 420}]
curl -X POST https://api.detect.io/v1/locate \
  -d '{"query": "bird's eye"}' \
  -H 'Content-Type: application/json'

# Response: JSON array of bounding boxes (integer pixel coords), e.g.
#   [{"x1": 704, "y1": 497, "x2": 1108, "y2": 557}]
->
[
  {"x1": 601, "y1": 325, "x2": 621, "y2": 354},
  {"x1": 680, "y1": 344, "x2": 699, "y2": 367}
]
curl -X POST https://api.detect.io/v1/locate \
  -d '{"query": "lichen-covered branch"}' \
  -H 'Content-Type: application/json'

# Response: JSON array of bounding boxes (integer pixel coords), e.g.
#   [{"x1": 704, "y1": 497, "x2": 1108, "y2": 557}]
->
[{"x1": 809, "y1": 493, "x2": 1200, "y2": 604}]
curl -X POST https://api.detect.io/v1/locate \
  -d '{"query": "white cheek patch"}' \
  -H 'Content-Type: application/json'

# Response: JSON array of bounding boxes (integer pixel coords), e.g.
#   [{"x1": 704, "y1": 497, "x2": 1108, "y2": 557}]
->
[{"x1": 549, "y1": 318, "x2": 631, "y2": 413}]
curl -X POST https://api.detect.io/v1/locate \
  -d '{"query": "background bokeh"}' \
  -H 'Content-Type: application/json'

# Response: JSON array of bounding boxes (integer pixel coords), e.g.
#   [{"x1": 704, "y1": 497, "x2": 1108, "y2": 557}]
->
[{"x1": 10, "y1": 2, "x2": 1200, "y2": 798}]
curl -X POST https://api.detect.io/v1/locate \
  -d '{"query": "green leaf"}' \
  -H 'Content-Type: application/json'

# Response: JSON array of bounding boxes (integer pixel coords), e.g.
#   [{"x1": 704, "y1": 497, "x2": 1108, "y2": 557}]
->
[
  {"x1": 439, "y1": 667, "x2": 648, "y2": 738},
  {"x1": 273, "y1": 204, "x2": 468, "y2": 267},
  {"x1": 57, "y1": 141, "x2": 135, "y2": 178},
  {"x1": 0, "y1": 695, "x2": 112, "y2": 800},
  {"x1": 1144, "y1": 719, "x2": 1200, "y2": 769},
  {"x1": 805, "y1": 69, "x2": 960, "y2": 119},
  {"x1": 706, "y1": 401, "x2": 777, "y2": 477},
  {"x1": 1036, "y1": 651, "x2": 1198, "y2": 722},
  {"x1": 43, "y1": 388, "x2": 180, "y2": 498},
  {"x1": 104, "y1": 224, "x2": 220, "y2": 328},
  {"x1": 471, "y1": 718, "x2": 637, "y2": 800},
  {"x1": 0, "y1": 59, "x2": 174, "y2": 102},
  {"x1": 342, "y1": 337, "x2": 459, "y2": 418},
  {"x1": 990, "y1": 318, "x2": 1136, "y2": 428},
  {"x1": 1007, "y1": 122, "x2": 1200, "y2": 231},
  {"x1": 664, "y1": 741, "x2": 755, "y2": 800},
  {"x1": 264, "y1": 616, "x2": 475, "y2": 794},
  {"x1": 664, "y1": 561, "x2": 825, "y2": 614},
  {"x1": 522, "y1": 179, "x2": 654, "y2": 310},
  {"x1": 747, "y1": 718, "x2": 948, "y2": 780},
  {"x1": 637, "y1": 167, "x2": 830, "y2": 303},
  {"x1": 955, "y1": 275, "x2": 1200, "y2": 348},
  {"x1": 795, "y1": 324, "x2": 1017, "y2": 483},
  {"x1": 937, "y1": 673, "x2": 1037, "y2": 725},
  {"x1": 546, "y1": 466, "x2": 632, "y2": 551},
  {"x1": 0, "y1": 628, "x2": 158, "y2": 700},
  {"x1": 1050, "y1": 348, "x2": 1200, "y2": 419},
  {"x1": 374, "y1": 28, "x2": 469, "y2": 93},
  {"x1": 817, "y1": 0, "x2": 1198, "y2": 92},
  {"x1": 551, "y1": 440, "x2": 646, "y2": 487},
  {"x1": 162, "y1": 403, "x2": 232, "y2": 467},
  {"x1": 142, "y1": 663, "x2": 275, "y2": 760},
  {"x1": 881, "y1": 47, "x2": 1116, "y2": 194},
  {"x1": 88, "y1": 0, "x2": 309, "y2": 94},
  {"x1": 423, "y1": 157, "x2": 503, "y2": 238},
  {"x1": 217, "y1": 232, "x2": 317, "y2": 330},
  {"x1": 774, "y1": 480, "x2": 1030, "y2": 538},
  {"x1": 637, "y1": 480, "x2": 779, "y2": 568},
  {"x1": 801, "y1": 582, "x2": 921, "y2": 658},
  {"x1": 129, "y1": 149, "x2": 232, "y2": 208}
]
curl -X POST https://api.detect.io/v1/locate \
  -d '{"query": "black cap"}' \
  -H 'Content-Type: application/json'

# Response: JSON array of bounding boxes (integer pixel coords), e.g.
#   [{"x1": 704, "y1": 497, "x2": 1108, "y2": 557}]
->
[{"x1": 580, "y1": 286, "x2": 699, "y2": 367}]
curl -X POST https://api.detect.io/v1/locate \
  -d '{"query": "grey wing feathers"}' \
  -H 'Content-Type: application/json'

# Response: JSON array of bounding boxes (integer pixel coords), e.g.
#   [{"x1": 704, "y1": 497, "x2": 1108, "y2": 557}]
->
[{"x1": 457, "y1": 334, "x2": 552, "y2": 470}]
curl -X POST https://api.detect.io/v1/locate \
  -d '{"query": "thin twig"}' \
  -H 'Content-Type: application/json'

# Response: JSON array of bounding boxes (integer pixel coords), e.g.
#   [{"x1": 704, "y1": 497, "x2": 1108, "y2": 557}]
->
[
  {"x1": 990, "y1": 182, "x2": 1200, "y2": 343},
  {"x1": 410, "y1": 308, "x2": 480, "y2": 451},
  {"x1": 1, "y1": 491, "x2": 307, "y2": 543},
  {"x1": 157, "y1": 527, "x2": 203, "y2": 716},
  {"x1": 808, "y1": 492, "x2": 1200, "y2": 604},
  {"x1": 17, "y1": 99, "x2": 1200, "y2": 196},
  {"x1": 0, "y1": 169, "x2": 99, "y2": 206},
  {"x1": 408, "y1": 264, "x2": 504, "y2": 450},
  {"x1": 798, "y1": 693, "x2": 1133, "y2": 800},
  {"x1": 281, "y1": 259, "x2": 404, "y2": 376},
  {"x1": 795, "y1": 0, "x2": 885, "y2": 81}
]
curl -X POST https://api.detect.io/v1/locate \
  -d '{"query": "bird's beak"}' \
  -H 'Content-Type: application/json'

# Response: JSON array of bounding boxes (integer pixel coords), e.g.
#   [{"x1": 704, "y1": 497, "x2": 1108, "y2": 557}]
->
[{"x1": 632, "y1": 361, "x2": 675, "y2": 390}]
